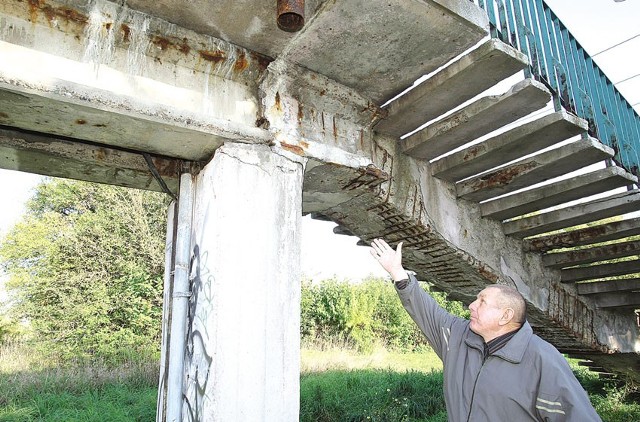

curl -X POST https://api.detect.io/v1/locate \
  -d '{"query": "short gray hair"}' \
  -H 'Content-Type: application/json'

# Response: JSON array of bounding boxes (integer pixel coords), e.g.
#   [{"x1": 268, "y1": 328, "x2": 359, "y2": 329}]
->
[{"x1": 487, "y1": 284, "x2": 527, "y2": 324}]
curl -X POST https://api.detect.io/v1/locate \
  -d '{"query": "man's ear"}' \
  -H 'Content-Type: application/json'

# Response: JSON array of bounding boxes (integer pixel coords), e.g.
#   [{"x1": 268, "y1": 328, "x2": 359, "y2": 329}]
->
[{"x1": 499, "y1": 308, "x2": 515, "y2": 326}]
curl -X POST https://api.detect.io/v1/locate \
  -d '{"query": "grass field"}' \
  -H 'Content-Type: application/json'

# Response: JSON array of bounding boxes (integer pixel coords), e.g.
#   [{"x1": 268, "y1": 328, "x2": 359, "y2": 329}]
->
[{"x1": 1, "y1": 342, "x2": 638, "y2": 421}]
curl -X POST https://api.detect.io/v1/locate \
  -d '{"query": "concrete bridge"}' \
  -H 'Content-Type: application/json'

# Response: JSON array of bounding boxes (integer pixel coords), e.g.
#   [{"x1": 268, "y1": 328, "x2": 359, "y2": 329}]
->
[{"x1": 0, "y1": 0, "x2": 638, "y2": 420}]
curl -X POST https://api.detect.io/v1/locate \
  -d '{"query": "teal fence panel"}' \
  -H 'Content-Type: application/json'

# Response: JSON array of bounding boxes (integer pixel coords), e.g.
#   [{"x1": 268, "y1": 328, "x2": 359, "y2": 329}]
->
[{"x1": 470, "y1": 0, "x2": 640, "y2": 178}]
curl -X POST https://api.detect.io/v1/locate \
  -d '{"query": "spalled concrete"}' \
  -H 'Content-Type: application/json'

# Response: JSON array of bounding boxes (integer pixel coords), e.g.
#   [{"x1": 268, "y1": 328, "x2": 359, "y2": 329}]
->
[
  {"x1": 481, "y1": 166, "x2": 638, "y2": 221},
  {"x1": 431, "y1": 110, "x2": 589, "y2": 182},
  {"x1": 455, "y1": 138, "x2": 614, "y2": 202},
  {"x1": 504, "y1": 189, "x2": 640, "y2": 239}
]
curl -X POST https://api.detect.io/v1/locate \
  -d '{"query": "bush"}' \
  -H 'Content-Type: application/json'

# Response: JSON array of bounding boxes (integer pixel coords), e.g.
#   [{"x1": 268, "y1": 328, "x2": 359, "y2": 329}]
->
[{"x1": 300, "y1": 277, "x2": 468, "y2": 352}]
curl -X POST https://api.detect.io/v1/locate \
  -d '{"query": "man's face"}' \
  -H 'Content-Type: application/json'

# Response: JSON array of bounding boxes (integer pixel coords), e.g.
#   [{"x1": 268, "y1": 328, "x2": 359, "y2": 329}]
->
[{"x1": 468, "y1": 287, "x2": 505, "y2": 340}]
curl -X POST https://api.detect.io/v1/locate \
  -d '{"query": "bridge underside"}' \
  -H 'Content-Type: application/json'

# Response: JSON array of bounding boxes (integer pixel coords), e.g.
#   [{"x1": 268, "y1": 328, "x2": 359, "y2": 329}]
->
[{"x1": 0, "y1": 0, "x2": 638, "y2": 408}]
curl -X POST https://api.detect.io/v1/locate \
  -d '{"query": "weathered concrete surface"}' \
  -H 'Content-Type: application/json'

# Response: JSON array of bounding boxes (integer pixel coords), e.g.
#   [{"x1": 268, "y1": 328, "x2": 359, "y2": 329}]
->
[
  {"x1": 524, "y1": 216, "x2": 640, "y2": 253},
  {"x1": 110, "y1": 0, "x2": 490, "y2": 105},
  {"x1": 171, "y1": 143, "x2": 304, "y2": 420},
  {"x1": 401, "y1": 78, "x2": 551, "y2": 161},
  {"x1": 375, "y1": 38, "x2": 528, "y2": 138},
  {"x1": 504, "y1": 189, "x2": 640, "y2": 239},
  {"x1": 543, "y1": 240, "x2": 640, "y2": 269},
  {"x1": 578, "y1": 279, "x2": 640, "y2": 295},
  {"x1": 0, "y1": 0, "x2": 271, "y2": 161},
  {"x1": 0, "y1": 126, "x2": 180, "y2": 193},
  {"x1": 431, "y1": 110, "x2": 588, "y2": 182},
  {"x1": 592, "y1": 292, "x2": 640, "y2": 309},
  {"x1": 455, "y1": 138, "x2": 614, "y2": 202},
  {"x1": 481, "y1": 166, "x2": 638, "y2": 221},
  {"x1": 562, "y1": 260, "x2": 640, "y2": 283},
  {"x1": 280, "y1": 0, "x2": 489, "y2": 103}
]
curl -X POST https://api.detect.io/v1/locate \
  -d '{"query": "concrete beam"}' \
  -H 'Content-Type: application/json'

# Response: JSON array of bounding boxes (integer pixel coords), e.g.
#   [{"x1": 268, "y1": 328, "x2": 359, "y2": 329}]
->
[
  {"x1": 503, "y1": 190, "x2": 640, "y2": 239},
  {"x1": 592, "y1": 292, "x2": 640, "y2": 309},
  {"x1": 431, "y1": 110, "x2": 588, "y2": 182},
  {"x1": 402, "y1": 79, "x2": 551, "y2": 161},
  {"x1": 481, "y1": 166, "x2": 637, "y2": 221},
  {"x1": 375, "y1": 39, "x2": 527, "y2": 137},
  {"x1": 523, "y1": 217, "x2": 640, "y2": 253},
  {"x1": 456, "y1": 138, "x2": 613, "y2": 202},
  {"x1": 0, "y1": 1, "x2": 272, "y2": 162},
  {"x1": 543, "y1": 240, "x2": 640, "y2": 269},
  {"x1": 577, "y1": 278, "x2": 640, "y2": 295},
  {"x1": 0, "y1": 127, "x2": 180, "y2": 193},
  {"x1": 561, "y1": 259, "x2": 640, "y2": 283}
]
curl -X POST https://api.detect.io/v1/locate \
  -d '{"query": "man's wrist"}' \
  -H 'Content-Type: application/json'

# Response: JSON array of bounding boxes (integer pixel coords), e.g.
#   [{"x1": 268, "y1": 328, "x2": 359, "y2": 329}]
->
[{"x1": 390, "y1": 270, "x2": 409, "y2": 282}]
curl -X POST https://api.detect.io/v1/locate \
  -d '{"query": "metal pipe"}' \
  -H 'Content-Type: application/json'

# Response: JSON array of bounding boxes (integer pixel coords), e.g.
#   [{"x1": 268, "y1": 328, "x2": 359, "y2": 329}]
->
[
  {"x1": 157, "y1": 200, "x2": 177, "y2": 422},
  {"x1": 165, "y1": 171, "x2": 194, "y2": 422},
  {"x1": 277, "y1": 0, "x2": 304, "y2": 32}
]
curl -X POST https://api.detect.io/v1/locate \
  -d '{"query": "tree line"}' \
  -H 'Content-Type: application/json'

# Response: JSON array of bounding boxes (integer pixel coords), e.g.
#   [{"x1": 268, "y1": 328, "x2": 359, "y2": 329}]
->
[{"x1": 0, "y1": 178, "x2": 468, "y2": 362}]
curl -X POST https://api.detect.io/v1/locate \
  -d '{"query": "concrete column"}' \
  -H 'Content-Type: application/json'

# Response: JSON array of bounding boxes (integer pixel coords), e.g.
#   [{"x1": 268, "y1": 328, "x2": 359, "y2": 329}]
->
[{"x1": 181, "y1": 143, "x2": 304, "y2": 421}]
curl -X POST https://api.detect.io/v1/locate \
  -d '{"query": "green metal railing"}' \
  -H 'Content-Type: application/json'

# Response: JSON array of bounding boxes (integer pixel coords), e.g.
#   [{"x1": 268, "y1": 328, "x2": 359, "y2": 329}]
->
[{"x1": 471, "y1": 0, "x2": 640, "y2": 178}]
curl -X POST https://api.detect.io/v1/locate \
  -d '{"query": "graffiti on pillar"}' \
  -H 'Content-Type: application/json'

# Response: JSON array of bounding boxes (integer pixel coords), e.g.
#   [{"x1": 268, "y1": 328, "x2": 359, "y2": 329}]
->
[{"x1": 183, "y1": 244, "x2": 215, "y2": 421}]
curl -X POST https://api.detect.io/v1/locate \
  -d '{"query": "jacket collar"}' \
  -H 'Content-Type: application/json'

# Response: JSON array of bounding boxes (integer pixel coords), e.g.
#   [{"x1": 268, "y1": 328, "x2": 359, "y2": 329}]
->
[{"x1": 465, "y1": 321, "x2": 533, "y2": 364}]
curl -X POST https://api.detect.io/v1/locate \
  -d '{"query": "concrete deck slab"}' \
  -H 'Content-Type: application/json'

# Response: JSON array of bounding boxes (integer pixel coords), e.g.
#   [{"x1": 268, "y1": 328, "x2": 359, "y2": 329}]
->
[
  {"x1": 431, "y1": 110, "x2": 588, "y2": 182},
  {"x1": 282, "y1": 0, "x2": 489, "y2": 103},
  {"x1": 562, "y1": 259, "x2": 640, "y2": 283},
  {"x1": 523, "y1": 217, "x2": 640, "y2": 253},
  {"x1": 375, "y1": 38, "x2": 528, "y2": 138},
  {"x1": 481, "y1": 166, "x2": 637, "y2": 221},
  {"x1": 577, "y1": 278, "x2": 640, "y2": 295},
  {"x1": 503, "y1": 189, "x2": 640, "y2": 239},
  {"x1": 543, "y1": 240, "x2": 640, "y2": 269},
  {"x1": 402, "y1": 78, "x2": 551, "y2": 161},
  {"x1": 455, "y1": 138, "x2": 613, "y2": 202}
]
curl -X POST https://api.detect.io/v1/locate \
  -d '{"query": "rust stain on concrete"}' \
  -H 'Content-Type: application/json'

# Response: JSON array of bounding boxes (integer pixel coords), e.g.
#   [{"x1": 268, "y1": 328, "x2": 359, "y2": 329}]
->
[
  {"x1": 280, "y1": 141, "x2": 305, "y2": 156},
  {"x1": 199, "y1": 49, "x2": 226, "y2": 64},
  {"x1": 120, "y1": 24, "x2": 131, "y2": 43},
  {"x1": 471, "y1": 161, "x2": 537, "y2": 190},
  {"x1": 233, "y1": 52, "x2": 249, "y2": 73},
  {"x1": 463, "y1": 145, "x2": 483, "y2": 161},
  {"x1": 28, "y1": 1, "x2": 88, "y2": 27}
]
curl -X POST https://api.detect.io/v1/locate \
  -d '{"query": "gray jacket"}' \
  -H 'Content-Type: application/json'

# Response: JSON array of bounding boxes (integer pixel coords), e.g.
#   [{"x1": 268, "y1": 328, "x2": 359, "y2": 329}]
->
[{"x1": 397, "y1": 274, "x2": 601, "y2": 422}]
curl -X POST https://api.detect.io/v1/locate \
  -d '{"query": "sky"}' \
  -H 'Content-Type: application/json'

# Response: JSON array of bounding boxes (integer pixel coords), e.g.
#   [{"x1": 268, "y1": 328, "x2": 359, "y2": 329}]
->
[{"x1": 0, "y1": 0, "x2": 638, "y2": 283}]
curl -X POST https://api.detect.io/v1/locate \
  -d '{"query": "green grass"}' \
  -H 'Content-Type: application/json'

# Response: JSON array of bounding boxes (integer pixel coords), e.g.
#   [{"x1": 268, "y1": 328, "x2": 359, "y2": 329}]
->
[
  {"x1": 300, "y1": 369, "x2": 447, "y2": 422},
  {"x1": 1, "y1": 343, "x2": 639, "y2": 422},
  {"x1": 0, "y1": 384, "x2": 157, "y2": 422},
  {"x1": 0, "y1": 342, "x2": 158, "y2": 422}
]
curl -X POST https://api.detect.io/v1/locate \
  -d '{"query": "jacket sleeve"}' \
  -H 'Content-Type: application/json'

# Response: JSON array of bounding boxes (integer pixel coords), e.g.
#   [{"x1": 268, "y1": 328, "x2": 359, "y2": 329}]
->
[
  {"x1": 396, "y1": 273, "x2": 465, "y2": 361},
  {"x1": 534, "y1": 341, "x2": 602, "y2": 422}
]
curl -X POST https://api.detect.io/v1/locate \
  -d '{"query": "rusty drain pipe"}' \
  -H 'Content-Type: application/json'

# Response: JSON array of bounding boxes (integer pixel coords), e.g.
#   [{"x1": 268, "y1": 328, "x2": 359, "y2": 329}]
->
[{"x1": 277, "y1": 0, "x2": 305, "y2": 32}]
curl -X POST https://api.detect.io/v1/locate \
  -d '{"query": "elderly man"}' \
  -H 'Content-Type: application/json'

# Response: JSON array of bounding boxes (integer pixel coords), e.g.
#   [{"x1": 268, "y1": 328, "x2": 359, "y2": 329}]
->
[{"x1": 370, "y1": 238, "x2": 601, "y2": 422}]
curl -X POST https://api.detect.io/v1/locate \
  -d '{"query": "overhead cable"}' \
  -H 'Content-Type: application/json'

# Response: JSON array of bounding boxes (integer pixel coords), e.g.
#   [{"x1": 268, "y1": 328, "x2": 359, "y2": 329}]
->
[
  {"x1": 592, "y1": 33, "x2": 640, "y2": 57},
  {"x1": 614, "y1": 73, "x2": 640, "y2": 85}
]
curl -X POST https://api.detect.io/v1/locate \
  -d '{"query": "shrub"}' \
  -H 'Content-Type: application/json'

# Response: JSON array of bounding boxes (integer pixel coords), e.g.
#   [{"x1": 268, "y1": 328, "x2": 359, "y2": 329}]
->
[{"x1": 300, "y1": 277, "x2": 468, "y2": 352}]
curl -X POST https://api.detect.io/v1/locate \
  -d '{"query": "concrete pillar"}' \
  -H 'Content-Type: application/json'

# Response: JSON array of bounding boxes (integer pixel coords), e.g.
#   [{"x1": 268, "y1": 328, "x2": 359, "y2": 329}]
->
[{"x1": 159, "y1": 142, "x2": 304, "y2": 421}]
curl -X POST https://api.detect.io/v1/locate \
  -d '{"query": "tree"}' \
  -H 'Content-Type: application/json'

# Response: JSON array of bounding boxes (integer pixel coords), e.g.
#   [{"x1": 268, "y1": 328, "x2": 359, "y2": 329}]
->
[{"x1": 0, "y1": 178, "x2": 169, "y2": 362}]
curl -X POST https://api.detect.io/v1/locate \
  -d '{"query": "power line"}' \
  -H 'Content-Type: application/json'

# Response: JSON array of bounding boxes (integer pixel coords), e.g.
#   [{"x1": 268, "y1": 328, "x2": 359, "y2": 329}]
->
[
  {"x1": 614, "y1": 73, "x2": 640, "y2": 85},
  {"x1": 592, "y1": 33, "x2": 640, "y2": 57}
]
